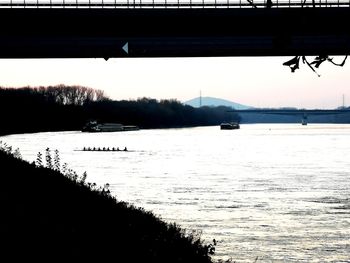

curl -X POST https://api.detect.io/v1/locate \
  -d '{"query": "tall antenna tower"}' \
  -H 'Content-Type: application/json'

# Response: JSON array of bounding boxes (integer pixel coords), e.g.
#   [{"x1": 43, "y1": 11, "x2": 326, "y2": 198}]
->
[{"x1": 199, "y1": 90, "x2": 202, "y2": 107}]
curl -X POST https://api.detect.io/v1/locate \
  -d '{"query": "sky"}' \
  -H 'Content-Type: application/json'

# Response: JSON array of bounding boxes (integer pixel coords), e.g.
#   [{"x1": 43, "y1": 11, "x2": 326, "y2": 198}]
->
[{"x1": 1, "y1": 56, "x2": 349, "y2": 109}]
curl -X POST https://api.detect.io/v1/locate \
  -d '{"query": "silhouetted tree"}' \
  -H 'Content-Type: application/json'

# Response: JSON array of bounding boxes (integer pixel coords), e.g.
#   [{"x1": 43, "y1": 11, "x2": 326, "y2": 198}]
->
[{"x1": 0, "y1": 86, "x2": 240, "y2": 136}]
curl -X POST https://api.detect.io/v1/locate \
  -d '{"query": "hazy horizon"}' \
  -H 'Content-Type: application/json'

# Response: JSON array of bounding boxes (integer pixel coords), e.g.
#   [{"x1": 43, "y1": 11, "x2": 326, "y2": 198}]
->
[{"x1": 1, "y1": 56, "x2": 349, "y2": 109}]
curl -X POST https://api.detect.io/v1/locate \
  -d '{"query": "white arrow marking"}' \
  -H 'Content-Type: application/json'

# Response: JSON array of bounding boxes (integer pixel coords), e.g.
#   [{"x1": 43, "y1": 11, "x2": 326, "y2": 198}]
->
[{"x1": 122, "y1": 42, "x2": 129, "y2": 54}]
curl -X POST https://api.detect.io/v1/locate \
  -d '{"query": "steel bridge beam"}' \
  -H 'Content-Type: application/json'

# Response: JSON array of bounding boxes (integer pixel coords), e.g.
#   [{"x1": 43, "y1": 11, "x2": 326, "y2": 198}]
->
[
  {"x1": 230, "y1": 109, "x2": 350, "y2": 115},
  {"x1": 0, "y1": 7, "x2": 349, "y2": 58}
]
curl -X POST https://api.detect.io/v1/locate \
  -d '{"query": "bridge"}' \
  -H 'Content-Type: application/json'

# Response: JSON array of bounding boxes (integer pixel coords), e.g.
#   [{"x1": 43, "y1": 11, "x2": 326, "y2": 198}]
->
[
  {"x1": 229, "y1": 109, "x2": 350, "y2": 125},
  {"x1": 0, "y1": 1, "x2": 350, "y2": 58}
]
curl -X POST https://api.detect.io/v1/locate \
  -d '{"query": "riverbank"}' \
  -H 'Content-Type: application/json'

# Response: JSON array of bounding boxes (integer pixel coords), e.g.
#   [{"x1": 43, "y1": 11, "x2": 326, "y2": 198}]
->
[
  {"x1": 0, "y1": 86, "x2": 239, "y2": 137},
  {"x1": 0, "y1": 147, "x2": 214, "y2": 262}
]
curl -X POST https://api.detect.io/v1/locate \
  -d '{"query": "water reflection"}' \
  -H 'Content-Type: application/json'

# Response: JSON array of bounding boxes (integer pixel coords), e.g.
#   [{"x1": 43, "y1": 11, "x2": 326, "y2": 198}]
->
[{"x1": 2, "y1": 124, "x2": 350, "y2": 262}]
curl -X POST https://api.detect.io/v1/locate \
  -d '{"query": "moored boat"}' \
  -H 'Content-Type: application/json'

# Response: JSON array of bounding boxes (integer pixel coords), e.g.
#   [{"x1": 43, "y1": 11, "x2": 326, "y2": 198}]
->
[{"x1": 82, "y1": 121, "x2": 139, "y2": 132}]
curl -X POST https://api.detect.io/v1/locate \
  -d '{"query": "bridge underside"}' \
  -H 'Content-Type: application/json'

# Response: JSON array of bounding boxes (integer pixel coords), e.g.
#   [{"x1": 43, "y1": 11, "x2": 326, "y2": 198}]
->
[{"x1": 0, "y1": 8, "x2": 349, "y2": 58}]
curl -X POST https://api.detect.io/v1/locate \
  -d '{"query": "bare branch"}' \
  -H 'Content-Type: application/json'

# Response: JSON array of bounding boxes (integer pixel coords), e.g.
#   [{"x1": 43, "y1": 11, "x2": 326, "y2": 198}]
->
[
  {"x1": 302, "y1": 56, "x2": 321, "y2": 77},
  {"x1": 310, "y1": 55, "x2": 328, "y2": 68},
  {"x1": 327, "y1": 55, "x2": 348, "y2": 67},
  {"x1": 284, "y1": 54, "x2": 347, "y2": 77},
  {"x1": 283, "y1": 56, "x2": 300, "y2": 73}
]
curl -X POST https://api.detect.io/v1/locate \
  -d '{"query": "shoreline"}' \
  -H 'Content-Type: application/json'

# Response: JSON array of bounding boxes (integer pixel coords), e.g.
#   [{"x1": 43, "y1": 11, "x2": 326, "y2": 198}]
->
[{"x1": 0, "y1": 146, "x2": 214, "y2": 262}]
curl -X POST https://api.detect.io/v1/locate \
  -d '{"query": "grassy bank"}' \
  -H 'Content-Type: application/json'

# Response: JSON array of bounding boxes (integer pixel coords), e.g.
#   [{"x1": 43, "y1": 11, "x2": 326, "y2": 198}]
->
[{"x1": 0, "y1": 147, "x2": 214, "y2": 262}]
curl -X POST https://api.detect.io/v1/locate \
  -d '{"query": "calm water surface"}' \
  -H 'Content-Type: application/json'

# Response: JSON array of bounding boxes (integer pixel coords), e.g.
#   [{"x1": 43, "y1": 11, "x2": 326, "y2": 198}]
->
[{"x1": 2, "y1": 124, "x2": 350, "y2": 262}]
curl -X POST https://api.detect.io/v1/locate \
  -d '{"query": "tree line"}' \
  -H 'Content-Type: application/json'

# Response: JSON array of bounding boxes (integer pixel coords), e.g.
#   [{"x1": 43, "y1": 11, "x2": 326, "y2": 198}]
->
[{"x1": 0, "y1": 85, "x2": 240, "y2": 135}]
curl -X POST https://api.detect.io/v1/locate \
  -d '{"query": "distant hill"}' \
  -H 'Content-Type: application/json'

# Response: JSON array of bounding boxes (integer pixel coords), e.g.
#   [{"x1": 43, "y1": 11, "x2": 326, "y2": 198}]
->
[{"x1": 184, "y1": 97, "x2": 252, "y2": 110}]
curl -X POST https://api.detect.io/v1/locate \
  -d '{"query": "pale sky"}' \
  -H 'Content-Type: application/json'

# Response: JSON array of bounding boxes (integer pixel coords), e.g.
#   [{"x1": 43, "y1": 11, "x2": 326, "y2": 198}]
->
[{"x1": 1, "y1": 56, "x2": 349, "y2": 109}]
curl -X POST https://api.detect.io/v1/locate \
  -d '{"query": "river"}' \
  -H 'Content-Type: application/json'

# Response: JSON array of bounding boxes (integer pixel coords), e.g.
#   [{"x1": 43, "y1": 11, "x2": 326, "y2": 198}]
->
[{"x1": 2, "y1": 124, "x2": 350, "y2": 262}]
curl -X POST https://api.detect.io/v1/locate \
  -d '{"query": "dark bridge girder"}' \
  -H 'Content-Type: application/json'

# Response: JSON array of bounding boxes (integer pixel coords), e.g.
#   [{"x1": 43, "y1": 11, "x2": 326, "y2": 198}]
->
[
  {"x1": 230, "y1": 109, "x2": 350, "y2": 115},
  {"x1": 0, "y1": 7, "x2": 350, "y2": 58}
]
